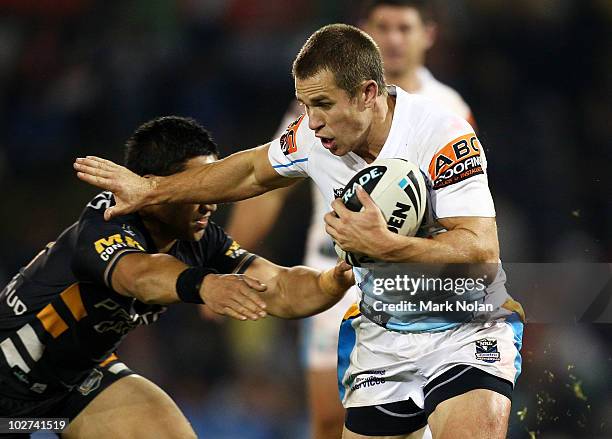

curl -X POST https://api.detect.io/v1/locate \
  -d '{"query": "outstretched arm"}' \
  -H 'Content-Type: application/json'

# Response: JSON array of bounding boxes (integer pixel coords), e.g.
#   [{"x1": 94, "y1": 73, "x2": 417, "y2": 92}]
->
[
  {"x1": 242, "y1": 257, "x2": 354, "y2": 319},
  {"x1": 74, "y1": 144, "x2": 300, "y2": 220},
  {"x1": 111, "y1": 252, "x2": 269, "y2": 321}
]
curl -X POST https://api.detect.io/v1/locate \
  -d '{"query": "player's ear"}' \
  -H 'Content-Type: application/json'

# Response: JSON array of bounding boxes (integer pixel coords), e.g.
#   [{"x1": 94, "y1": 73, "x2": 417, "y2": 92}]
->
[
  {"x1": 361, "y1": 80, "x2": 379, "y2": 109},
  {"x1": 424, "y1": 22, "x2": 437, "y2": 50}
]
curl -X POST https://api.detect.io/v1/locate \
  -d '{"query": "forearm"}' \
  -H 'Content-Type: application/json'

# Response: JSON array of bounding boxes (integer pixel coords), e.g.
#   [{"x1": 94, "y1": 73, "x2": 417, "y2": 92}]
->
[
  {"x1": 112, "y1": 253, "x2": 189, "y2": 304},
  {"x1": 375, "y1": 228, "x2": 498, "y2": 264},
  {"x1": 266, "y1": 266, "x2": 349, "y2": 319},
  {"x1": 149, "y1": 144, "x2": 291, "y2": 205}
]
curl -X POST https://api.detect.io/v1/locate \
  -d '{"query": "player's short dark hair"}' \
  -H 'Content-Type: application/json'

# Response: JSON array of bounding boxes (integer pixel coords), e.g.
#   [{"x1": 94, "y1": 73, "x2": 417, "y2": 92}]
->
[
  {"x1": 292, "y1": 24, "x2": 386, "y2": 98},
  {"x1": 361, "y1": 0, "x2": 435, "y2": 23},
  {"x1": 124, "y1": 116, "x2": 219, "y2": 177}
]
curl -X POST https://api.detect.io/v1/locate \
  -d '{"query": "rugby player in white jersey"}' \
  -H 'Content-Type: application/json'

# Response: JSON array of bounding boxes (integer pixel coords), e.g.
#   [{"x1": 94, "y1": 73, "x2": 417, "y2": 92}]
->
[
  {"x1": 74, "y1": 23, "x2": 524, "y2": 439},
  {"x1": 225, "y1": 2, "x2": 475, "y2": 437}
]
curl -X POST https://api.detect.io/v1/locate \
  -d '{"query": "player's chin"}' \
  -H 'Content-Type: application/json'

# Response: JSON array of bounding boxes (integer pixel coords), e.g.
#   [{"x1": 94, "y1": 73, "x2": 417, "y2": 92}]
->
[
  {"x1": 186, "y1": 226, "x2": 206, "y2": 242},
  {"x1": 329, "y1": 144, "x2": 347, "y2": 156}
]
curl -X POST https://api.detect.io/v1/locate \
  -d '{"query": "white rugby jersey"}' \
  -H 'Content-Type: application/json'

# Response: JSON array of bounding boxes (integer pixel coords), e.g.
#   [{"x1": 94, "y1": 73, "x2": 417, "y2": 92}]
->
[
  {"x1": 278, "y1": 68, "x2": 475, "y2": 270},
  {"x1": 269, "y1": 86, "x2": 510, "y2": 332}
]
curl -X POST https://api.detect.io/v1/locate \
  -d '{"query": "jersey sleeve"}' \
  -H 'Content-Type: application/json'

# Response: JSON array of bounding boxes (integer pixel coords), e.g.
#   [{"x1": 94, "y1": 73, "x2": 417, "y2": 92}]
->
[
  {"x1": 204, "y1": 222, "x2": 257, "y2": 274},
  {"x1": 72, "y1": 192, "x2": 150, "y2": 288},
  {"x1": 268, "y1": 112, "x2": 317, "y2": 178},
  {"x1": 419, "y1": 114, "x2": 495, "y2": 219}
]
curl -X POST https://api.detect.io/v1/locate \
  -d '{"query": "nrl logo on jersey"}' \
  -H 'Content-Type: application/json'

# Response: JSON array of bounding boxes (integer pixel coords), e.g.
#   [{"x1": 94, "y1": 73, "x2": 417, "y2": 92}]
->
[
  {"x1": 474, "y1": 338, "x2": 501, "y2": 363},
  {"x1": 78, "y1": 368, "x2": 103, "y2": 395},
  {"x1": 333, "y1": 188, "x2": 344, "y2": 199}
]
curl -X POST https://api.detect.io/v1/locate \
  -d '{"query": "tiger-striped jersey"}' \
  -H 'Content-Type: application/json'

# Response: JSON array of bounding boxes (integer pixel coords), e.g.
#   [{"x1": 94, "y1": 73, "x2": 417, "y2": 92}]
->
[{"x1": 0, "y1": 191, "x2": 254, "y2": 398}]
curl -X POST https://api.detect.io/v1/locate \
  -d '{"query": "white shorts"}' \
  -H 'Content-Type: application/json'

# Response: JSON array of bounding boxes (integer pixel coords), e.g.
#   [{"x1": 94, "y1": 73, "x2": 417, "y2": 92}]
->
[
  {"x1": 301, "y1": 286, "x2": 359, "y2": 370},
  {"x1": 337, "y1": 306, "x2": 523, "y2": 409}
]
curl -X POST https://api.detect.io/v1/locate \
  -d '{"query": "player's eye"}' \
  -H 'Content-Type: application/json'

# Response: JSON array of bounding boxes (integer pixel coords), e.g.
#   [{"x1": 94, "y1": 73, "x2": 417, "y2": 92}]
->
[{"x1": 399, "y1": 24, "x2": 413, "y2": 34}]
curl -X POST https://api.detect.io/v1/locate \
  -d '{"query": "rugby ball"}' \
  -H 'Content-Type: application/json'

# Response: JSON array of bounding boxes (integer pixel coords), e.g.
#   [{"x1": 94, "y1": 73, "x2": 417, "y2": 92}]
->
[{"x1": 334, "y1": 158, "x2": 427, "y2": 266}]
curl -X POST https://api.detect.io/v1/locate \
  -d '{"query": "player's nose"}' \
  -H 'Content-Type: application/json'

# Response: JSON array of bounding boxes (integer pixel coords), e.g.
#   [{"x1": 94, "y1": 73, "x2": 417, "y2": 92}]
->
[{"x1": 307, "y1": 111, "x2": 324, "y2": 132}]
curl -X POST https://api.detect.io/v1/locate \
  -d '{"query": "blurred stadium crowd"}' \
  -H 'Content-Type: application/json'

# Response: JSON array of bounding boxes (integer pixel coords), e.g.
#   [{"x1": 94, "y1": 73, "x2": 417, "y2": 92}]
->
[{"x1": 0, "y1": 1, "x2": 610, "y2": 437}]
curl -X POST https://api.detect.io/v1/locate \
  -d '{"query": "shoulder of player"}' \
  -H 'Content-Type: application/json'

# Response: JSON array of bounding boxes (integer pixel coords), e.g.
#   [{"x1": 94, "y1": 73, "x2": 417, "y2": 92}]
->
[
  {"x1": 405, "y1": 99, "x2": 476, "y2": 167},
  {"x1": 77, "y1": 192, "x2": 147, "y2": 236},
  {"x1": 401, "y1": 92, "x2": 470, "y2": 138},
  {"x1": 79, "y1": 191, "x2": 115, "y2": 219},
  {"x1": 277, "y1": 112, "x2": 318, "y2": 156}
]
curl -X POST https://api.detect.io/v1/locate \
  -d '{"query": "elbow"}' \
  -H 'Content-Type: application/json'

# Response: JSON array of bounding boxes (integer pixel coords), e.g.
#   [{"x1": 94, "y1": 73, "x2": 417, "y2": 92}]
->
[
  {"x1": 267, "y1": 299, "x2": 299, "y2": 319},
  {"x1": 121, "y1": 269, "x2": 166, "y2": 305},
  {"x1": 474, "y1": 245, "x2": 498, "y2": 264},
  {"x1": 129, "y1": 276, "x2": 157, "y2": 304},
  {"x1": 136, "y1": 292, "x2": 159, "y2": 305},
  {"x1": 470, "y1": 244, "x2": 499, "y2": 281}
]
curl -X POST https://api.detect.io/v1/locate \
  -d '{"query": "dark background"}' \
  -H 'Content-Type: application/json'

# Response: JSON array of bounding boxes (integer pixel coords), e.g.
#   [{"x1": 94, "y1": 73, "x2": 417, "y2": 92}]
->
[{"x1": 0, "y1": 1, "x2": 610, "y2": 437}]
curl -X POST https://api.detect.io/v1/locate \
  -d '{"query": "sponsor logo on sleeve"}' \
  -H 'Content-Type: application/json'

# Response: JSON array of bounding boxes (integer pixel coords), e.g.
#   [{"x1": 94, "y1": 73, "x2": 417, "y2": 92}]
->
[
  {"x1": 94, "y1": 234, "x2": 145, "y2": 261},
  {"x1": 475, "y1": 338, "x2": 501, "y2": 363},
  {"x1": 428, "y1": 133, "x2": 484, "y2": 190},
  {"x1": 225, "y1": 241, "x2": 246, "y2": 259},
  {"x1": 280, "y1": 114, "x2": 305, "y2": 155}
]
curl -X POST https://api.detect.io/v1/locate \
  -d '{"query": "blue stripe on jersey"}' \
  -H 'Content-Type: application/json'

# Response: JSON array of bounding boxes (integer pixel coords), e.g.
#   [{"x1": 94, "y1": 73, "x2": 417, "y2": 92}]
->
[
  {"x1": 337, "y1": 318, "x2": 357, "y2": 402},
  {"x1": 505, "y1": 313, "x2": 524, "y2": 383},
  {"x1": 355, "y1": 266, "x2": 486, "y2": 333},
  {"x1": 272, "y1": 157, "x2": 309, "y2": 169},
  {"x1": 386, "y1": 320, "x2": 461, "y2": 332}
]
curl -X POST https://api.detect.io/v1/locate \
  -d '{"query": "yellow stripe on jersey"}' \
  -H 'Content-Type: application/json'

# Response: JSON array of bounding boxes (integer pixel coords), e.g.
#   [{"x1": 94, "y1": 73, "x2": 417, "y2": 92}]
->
[
  {"x1": 502, "y1": 298, "x2": 526, "y2": 323},
  {"x1": 342, "y1": 303, "x2": 361, "y2": 321},
  {"x1": 99, "y1": 353, "x2": 118, "y2": 367},
  {"x1": 60, "y1": 284, "x2": 87, "y2": 322},
  {"x1": 37, "y1": 304, "x2": 68, "y2": 338}
]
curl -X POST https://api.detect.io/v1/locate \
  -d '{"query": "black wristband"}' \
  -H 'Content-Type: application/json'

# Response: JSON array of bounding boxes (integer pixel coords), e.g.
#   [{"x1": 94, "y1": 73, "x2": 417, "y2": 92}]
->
[{"x1": 176, "y1": 267, "x2": 218, "y2": 304}]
